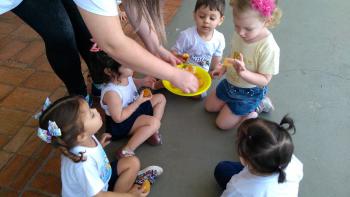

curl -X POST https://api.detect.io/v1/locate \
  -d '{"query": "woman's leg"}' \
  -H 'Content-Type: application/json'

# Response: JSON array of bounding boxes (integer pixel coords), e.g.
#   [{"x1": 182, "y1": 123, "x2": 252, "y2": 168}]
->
[
  {"x1": 214, "y1": 161, "x2": 244, "y2": 189},
  {"x1": 126, "y1": 115, "x2": 160, "y2": 151},
  {"x1": 205, "y1": 89, "x2": 225, "y2": 112},
  {"x1": 113, "y1": 156, "x2": 140, "y2": 192},
  {"x1": 61, "y1": 0, "x2": 102, "y2": 84},
  {"x1": 12, "y1": 0, "x2": 87, "y2": 95}
]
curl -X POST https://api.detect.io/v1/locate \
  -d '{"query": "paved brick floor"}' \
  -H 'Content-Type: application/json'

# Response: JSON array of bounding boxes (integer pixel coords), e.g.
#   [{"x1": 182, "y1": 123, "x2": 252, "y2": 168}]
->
[{"x1": 0, "y1": 1, "x2": 181, "y2": 196}]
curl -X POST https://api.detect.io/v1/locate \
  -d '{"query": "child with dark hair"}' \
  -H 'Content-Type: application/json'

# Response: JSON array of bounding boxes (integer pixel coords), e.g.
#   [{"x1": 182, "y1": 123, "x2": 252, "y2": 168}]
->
[
  {"x1": 37, "y1": 96, "x2": 163, "y2": 197},
  {"x1": 171, "y1": 0, "x2": 226, "y2": 73},
  {"x1": 96, "y1": 52, "x2": 166, "y2": 159},
  {"x1": 214, "y1": 115, "x2": 303, "y2": 197}
]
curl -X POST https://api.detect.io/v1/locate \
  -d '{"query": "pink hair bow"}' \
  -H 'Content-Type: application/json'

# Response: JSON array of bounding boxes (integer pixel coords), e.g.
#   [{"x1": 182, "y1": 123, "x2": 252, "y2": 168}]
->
[{"x1": 251, "y1": 0, "x2": 276, "y2": 17}]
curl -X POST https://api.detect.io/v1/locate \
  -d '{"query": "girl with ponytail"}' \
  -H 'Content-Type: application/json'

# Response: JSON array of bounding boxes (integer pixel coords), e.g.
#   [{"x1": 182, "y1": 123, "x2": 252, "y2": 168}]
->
[
  {"x1": 37, "y1": 95, "x2": 163, "y2": 197},
  {"x1": 214, "y1": 115, "x2": 303, "y2": 197}
]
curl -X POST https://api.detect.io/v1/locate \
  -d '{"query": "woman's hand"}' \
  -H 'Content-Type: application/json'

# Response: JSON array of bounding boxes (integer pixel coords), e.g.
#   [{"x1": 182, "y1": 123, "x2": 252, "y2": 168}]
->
[
  {"x1": 171, "y1": 69, "x2": 198, "y2": 93},
  {"x1": 99, "y1": 133, "x2": 112, "y2": 148}
]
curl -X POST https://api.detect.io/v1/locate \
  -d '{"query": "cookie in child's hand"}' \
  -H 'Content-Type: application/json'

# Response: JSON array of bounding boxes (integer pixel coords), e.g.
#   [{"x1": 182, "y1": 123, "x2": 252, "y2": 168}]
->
[
  {"x1": 141, "y1": 180, "x2": 151, "y2": 193},
  {"x1": 182, "y1": 53, "x2": 190, "y2": 62},
  {"x1": 233, "y1": 51, "x2": 240, "y2": 60},
  {"x1": 143, "y1": 88, "x2": 152, "y2": 97}
]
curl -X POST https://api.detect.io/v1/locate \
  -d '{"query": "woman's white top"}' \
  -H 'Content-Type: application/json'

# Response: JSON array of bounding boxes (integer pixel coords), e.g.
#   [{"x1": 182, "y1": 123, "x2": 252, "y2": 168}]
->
[
  {"x1": 73, "y1": 0, "x2": 119, "y2": 16},
  {"x1": 0, "y1": 0, "x2": 23, "y2": 15}
]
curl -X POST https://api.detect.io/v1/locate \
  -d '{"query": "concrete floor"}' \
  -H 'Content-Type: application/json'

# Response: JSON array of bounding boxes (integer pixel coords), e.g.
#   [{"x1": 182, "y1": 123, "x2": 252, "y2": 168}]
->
[{"x1": 107, "y1": 1, "x2": 350, "y2": 196}]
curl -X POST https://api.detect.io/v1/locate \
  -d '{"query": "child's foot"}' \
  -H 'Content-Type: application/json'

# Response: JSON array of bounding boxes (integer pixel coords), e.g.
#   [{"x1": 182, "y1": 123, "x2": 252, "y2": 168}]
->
[
  {"x1": 147, "y1": 133, "x2": 162, "y2": 146},
  {"x1": 256, "y1": 96, "x2": 274, "y2": 113},
  {"x1": 135, "y1": 166, "x2": 163, "y2": 185},
  {"x1": 116, "y1": 147, "x2": 135, "y2": 160}
]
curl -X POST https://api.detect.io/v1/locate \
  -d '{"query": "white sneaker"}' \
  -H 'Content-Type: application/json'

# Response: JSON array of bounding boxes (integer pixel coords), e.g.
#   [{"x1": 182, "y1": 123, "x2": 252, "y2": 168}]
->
[
  {"x1": 256, "y1": 96, "x2": 275, "y2": 113},
  {"x1": 135, "y1": 166, "x2": 163, "y2": 185}
]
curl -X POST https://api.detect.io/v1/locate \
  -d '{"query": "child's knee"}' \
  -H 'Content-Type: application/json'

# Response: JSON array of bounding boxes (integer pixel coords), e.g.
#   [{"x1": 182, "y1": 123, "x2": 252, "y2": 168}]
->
[{"x1": 120, "y1": 156, "x2": 140, "y2": 172}]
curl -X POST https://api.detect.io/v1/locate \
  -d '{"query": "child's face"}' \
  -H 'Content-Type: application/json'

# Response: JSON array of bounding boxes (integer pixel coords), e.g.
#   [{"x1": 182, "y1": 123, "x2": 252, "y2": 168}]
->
[
  {"x1": 79, "y1": 101, "x2": 103, "y2": 136},
  {"x1": 118, "y1": 65, "x2": 134, "y2": 78},
  {"x1": 232, "y1": 8, "x2": 267, "y2": 43},
  {"x1": 193, "y1": 6, "x2": 224, "y2": 36}
]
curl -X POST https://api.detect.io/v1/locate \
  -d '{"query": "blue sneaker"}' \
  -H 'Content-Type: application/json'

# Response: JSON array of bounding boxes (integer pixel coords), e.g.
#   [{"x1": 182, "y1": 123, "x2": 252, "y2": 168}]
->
[{"x1": 91, "y1": 83, "x2": 103, "y2": 97}]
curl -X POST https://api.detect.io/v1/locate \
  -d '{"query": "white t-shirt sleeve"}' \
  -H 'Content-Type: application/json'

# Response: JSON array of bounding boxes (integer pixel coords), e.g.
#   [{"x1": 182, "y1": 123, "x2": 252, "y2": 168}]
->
[
  {"x1": 171, "y1": 30, "x2": 190, "y2": 54},
  {"x1": 213, "y1": 32, "x2": 226, "y2": 57},
  {"x1": 75, "y1": 162, "x2": 105, "y2": 196},
  {"x1": 73, "y1": 0, "x2": 118, "y2": 16}
]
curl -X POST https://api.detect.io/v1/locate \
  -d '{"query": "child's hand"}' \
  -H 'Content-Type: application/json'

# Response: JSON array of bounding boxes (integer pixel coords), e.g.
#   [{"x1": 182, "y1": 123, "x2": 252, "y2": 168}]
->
[
  {"x1": 119, "y1": 11, "x2": 128, "y2": 22},
  {"x1": 129, "y1": 184, "x2": 150, "y2": 197},
  {"x1": 233, "y1": 53, "x2": 246, "y2": 73},
  {"x1": 99, "y1": 133, "x2": 112, "y2": 148},
  {"x1": 136, "y1": 91, "x2": 152, "y2": 104},
  {"x1": 142, "y1": 76, "x2": 157, "y2": 89},
  {"x1": 210, "y1": 64, "x2": 226, "y2": 79}
]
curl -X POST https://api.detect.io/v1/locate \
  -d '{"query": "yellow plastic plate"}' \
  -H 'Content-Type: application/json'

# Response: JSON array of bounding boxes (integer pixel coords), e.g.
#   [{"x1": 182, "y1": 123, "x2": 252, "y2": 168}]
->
[{"x1": 162, "y1": 64, "x2": 212, "y2": 96}]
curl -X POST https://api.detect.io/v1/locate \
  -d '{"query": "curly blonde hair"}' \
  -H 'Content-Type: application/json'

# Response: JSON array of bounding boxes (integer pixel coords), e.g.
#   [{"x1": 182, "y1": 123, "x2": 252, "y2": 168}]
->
[{"x1": 230, "y1": 0, "x2": 282, "y2": 28}]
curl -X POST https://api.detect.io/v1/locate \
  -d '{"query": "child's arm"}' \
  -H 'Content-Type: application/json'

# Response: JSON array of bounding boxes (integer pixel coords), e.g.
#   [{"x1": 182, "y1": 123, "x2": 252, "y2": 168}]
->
[
  {"x1": 103, "y1": 91, "x2": 150, "y2": 123},
  {"x1": 133, "y1": 77, "x2": 157, "y2": 89},
  {"x1": 209, "y1": 56, "x2": 222, "y2": 71},
  {"x1": 228, "y1": 55, "x2": 272, "y2": 87}
]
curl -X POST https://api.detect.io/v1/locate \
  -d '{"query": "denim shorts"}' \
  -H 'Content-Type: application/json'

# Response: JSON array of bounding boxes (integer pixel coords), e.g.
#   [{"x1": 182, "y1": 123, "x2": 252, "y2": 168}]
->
[
  {"x1": 105, "y1": 101, "x2": 153, "y2": 140},
  {"x1": 216, "y1": 79, "x2": 267, "y2": 115}
]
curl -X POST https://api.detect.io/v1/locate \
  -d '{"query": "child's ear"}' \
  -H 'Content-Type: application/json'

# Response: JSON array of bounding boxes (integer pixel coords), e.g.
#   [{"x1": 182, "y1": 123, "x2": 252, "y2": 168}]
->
[
  {"x1": 264, "y1": 17, "x2": 273, "y2": 27},
  {"x1": 218, "y1": 16, "x2": 225, "y2": 26},
  {"x1": 104, "y1": 68, "x2": 111, "y2": 75}
]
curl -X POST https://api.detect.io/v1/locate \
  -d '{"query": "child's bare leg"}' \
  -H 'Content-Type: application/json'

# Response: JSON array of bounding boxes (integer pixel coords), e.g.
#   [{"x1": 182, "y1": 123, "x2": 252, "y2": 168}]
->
[
  {"x1": 125, "y1": 115, "x2": 160, "y2": 150},
  {"x1": 205, "y1": 89, "x2": 225, "y2": 112},
  {"x1": 113, "y1": 156, "x2": 140, "y2": 192},
  {"x1": 150, "y1": 94, "x2": 166, "y2": 120},
  {"x1": 215, "y1": 105, "x2": 243, "y2": 130}
]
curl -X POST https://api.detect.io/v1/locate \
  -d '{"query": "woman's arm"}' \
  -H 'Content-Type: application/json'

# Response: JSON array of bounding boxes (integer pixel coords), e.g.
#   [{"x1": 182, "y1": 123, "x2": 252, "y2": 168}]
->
[
  {"x1": 124, "y1": 6, "x2": 181, "y2": 66},
  {"x1": 78, "y1": 8, "x2": 197, "y2": 93}
]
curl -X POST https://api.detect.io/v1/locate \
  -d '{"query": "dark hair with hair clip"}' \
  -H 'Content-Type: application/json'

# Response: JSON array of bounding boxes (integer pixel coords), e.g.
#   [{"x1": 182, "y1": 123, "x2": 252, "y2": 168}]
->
[
  {"x1": 194, "y1": 0, "x2": 226, "y2": 17},
  {"x1": 89, "y1": 51, "x2": 123, "y2": 84},
  {"x1": 236, "y1": 115, "x2": 296, "y2": 183},
  {"x1": 39, "y1": 96, "x2": 87, "y2": 163}
]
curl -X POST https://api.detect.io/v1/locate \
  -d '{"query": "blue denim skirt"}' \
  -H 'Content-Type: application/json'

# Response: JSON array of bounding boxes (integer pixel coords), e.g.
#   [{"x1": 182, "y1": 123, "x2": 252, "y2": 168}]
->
[{"x1": 216, "y1": 79, "x2": 267, "y2": 115}]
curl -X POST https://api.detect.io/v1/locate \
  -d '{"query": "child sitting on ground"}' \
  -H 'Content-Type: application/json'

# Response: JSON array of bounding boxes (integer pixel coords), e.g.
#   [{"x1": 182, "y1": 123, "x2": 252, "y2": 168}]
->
[
  {"x1": 214, "y1": 115, "x2": 303, "y2": 197},
  {"x1": 205, "y1": 0, "x2": 282, "y2": 129},
  {"x1": 96, "y1": 51, "x2": 166, "y2": 159},
  {"x1": 36, "y1": 96, "x2": 163, "y2": 196}
]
